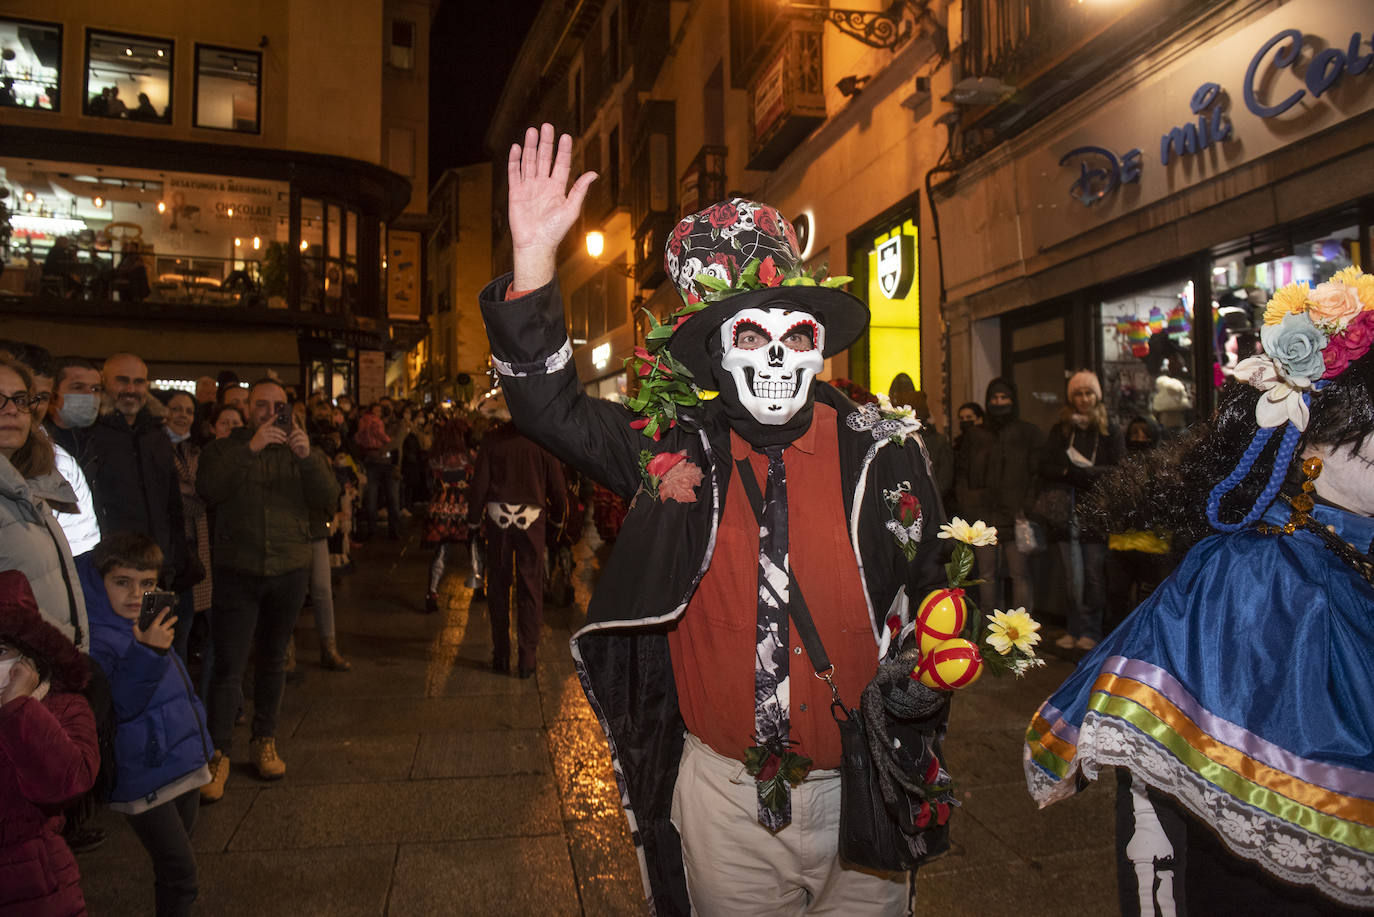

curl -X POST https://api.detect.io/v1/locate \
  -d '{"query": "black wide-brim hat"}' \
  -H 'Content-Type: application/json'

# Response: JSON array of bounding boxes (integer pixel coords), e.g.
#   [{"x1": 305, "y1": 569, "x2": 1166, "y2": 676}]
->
[
  {"x1": 661, "y1": 198, "x2": 869, "y2": 383},
  {"x1": 667, "y1": 285, "x2": 869, "y2": 382}
]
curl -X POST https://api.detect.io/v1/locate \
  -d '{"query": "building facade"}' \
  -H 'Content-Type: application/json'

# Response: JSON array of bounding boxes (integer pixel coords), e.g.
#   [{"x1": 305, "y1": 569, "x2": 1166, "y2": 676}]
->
[
  {"x1": 0, "y1": 0, "x2": 434, "y2": 397},
  {"x1": 422, "y1": 163, "x2": 493, "y2": 403},
  {"x1": 936, "y1": 0, "x2": 1374, "y2": 432}
]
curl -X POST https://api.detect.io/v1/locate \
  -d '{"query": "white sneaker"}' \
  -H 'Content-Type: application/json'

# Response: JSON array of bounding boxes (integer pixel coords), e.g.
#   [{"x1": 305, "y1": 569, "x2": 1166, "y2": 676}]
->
[{"x1": 1054, "y1": 634, "x2": 1076, "y2": 650}]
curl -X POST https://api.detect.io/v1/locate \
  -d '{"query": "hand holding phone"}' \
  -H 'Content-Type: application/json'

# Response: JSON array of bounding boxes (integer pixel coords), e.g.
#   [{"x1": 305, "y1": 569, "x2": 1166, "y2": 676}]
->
[{"x1": 135, "y1": 590, "x2": 178, "y2": 650}]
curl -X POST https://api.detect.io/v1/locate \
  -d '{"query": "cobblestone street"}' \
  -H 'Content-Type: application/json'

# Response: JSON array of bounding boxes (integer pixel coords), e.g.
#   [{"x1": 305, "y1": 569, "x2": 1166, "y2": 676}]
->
[{"x1": 75, "y1": 526, "x2": 1117, "y2": 916}]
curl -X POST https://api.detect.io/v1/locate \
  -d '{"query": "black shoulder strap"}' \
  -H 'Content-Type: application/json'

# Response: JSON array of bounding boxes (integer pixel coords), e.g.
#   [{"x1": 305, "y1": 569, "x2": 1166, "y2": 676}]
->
[{"x1": 733, "y1": 457, "x2": 831, "y2": 675}]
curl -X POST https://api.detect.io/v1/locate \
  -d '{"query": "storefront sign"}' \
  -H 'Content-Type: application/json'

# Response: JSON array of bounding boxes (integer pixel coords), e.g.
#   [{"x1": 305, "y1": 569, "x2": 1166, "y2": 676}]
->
[
  {"x1": 358, "y1": 350, "x2": 386, "y2": 405},
  {"x1": 875, "y1": 234, "x2": 915, "y2": 299},
  {"x1": 386, "y1": 230, "x2": 421, "y2": 321},
  {"x1": 1043, "y1": 0, "x2": 1372, "y2": 215}
]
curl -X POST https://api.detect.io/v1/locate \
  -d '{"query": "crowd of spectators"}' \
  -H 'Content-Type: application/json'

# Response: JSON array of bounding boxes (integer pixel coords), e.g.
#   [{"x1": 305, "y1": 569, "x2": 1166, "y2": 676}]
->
[{"x1": 0, "y1": 335, "x2": 505, "y2": 915}]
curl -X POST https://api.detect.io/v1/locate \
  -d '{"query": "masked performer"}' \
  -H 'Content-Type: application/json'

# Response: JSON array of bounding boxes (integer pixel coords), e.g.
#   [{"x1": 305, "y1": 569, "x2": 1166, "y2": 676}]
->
[
  {"x1": 1025, "y1": 270, "x2": 1374, "y2": 914},
  {"x1": 479, "y1": 125, "x2": 949, "y2": 916}
]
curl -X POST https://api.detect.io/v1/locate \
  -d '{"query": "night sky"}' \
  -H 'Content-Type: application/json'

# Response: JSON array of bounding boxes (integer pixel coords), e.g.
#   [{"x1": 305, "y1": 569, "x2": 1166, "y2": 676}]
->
[{"x1": 428, "y1": 0, "x2": 545, "y2": 186}]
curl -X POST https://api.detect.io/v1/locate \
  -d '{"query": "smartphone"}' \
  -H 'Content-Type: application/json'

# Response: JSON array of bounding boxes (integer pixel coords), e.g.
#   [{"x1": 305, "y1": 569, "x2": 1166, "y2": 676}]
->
[
  {"x1": 138, "y1": 590, "x2": 177, "y2": 631},
  {"x1": 274, "y1": 401, "x2": 292, "y2": 431}
]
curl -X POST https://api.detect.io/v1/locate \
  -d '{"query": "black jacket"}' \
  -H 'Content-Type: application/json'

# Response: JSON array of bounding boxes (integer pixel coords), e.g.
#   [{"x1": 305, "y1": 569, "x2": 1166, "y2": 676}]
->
[
  {"x1": 1038, "y1": 420, "x2": 1123, "y2": 543},
  {"x1": 480, "y1": 274, "x2": 948, "y2": 916},
  {"x1": 79, "y1": 407, "x2": 189, "y2": 587}
]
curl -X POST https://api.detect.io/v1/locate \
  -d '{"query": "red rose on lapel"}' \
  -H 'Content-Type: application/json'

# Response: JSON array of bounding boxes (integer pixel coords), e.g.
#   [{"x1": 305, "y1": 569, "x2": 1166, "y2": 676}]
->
[
  {"x1": 658, "y1": 458, "x2": 703, "y2": 504},
  {"x1": 896, "y1": 492, "x2": 921, "y2": 525}
]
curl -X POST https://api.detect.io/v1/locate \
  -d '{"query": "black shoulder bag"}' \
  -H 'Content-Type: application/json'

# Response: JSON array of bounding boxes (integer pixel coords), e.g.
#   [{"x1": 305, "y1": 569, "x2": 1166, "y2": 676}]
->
[{"x1": 735, "y1": 459, "x2": 953, "y2": 873}]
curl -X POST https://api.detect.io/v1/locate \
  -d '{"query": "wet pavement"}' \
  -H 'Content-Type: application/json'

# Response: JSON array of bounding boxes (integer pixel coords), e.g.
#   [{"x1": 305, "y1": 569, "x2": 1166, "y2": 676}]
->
[{"x1": 75, "y1": 521, "x2": 1118, "y2": 915}]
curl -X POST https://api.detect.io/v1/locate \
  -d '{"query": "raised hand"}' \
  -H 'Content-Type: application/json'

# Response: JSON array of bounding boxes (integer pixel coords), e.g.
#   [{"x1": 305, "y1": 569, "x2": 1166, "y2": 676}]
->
[{"x1": 508, "y1": 124, "x2": 597, "y2": 291}]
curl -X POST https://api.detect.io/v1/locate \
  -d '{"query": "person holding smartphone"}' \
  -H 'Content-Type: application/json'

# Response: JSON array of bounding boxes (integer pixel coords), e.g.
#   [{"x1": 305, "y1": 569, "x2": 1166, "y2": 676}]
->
[
  {"x1": 196, "y1": 378, "x2": 339, "y2": 797},
  {"x1": 80, "y1": 532, "x2": 211, "y2": 917}
]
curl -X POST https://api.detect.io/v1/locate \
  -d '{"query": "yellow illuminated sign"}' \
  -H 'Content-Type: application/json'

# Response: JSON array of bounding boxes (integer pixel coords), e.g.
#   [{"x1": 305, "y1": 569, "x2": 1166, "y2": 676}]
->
[{"x1": 866, "y1": 218, "x2": 921, "y2": 397}]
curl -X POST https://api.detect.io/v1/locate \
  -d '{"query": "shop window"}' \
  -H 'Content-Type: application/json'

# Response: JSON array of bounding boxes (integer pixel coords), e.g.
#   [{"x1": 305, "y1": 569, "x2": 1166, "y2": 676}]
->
[
  {"x1": 193, "y1": 45, "x2": 260, "y2": 133},
  {"x1": 299, "y1": 197, "x2": 325, "y2": 313},
  {"x1": 389, "y1": 20, "x2": 415, "y2": 70},
  {"x1": 0, "y1": 17, "x2": 62, "y2": 111},
  {"x1": 85, "y1": 30, "x2": 172, "y2": 123},
  {"x1": 1210, "y1": 225, "x2": 1362, "y2": 390},
  {"x1": 1100, "y1": 278, "x2": 1197, "y2": 437}
]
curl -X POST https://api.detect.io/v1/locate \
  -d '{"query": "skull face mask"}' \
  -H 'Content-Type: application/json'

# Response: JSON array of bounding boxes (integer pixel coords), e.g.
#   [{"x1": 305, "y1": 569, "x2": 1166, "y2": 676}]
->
[{"x1": 718, "y1": 307, "x2": 826, "y2": 426}]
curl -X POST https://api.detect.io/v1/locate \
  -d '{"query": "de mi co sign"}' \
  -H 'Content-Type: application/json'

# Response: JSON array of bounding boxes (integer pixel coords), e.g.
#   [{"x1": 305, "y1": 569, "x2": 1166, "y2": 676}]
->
[{"x1": 1021, "y1": 0, "x2": 1374, "y2": 249}]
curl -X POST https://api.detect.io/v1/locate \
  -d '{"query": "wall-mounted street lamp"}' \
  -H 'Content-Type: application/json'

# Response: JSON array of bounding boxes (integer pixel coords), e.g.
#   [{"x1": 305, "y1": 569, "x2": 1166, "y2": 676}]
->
[
  {"x1": 584, "y1": 229, "x2": 636, "y2": 279},
  {"x1": 781, "y1": 0, "x2": 924, "y2": 52}
]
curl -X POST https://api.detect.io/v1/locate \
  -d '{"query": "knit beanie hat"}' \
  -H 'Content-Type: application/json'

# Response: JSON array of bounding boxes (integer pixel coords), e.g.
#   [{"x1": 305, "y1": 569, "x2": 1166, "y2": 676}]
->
[{"x1": 1067, "y1": 370, "x2": 1102, "y2": 400}]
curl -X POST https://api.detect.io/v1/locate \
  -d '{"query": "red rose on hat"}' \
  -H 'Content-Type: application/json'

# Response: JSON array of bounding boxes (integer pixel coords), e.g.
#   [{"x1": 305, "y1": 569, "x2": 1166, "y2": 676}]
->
[
  {"x1": 783, "y1": 220, "x2": 799, "y2": 253},
  {"x1": 672, "y1": 218, "x2": 694, "y2": 242},
  {"x1": 756, "y1": 206, "x2": 781, "y2": 238},
  {"x1": 706, "y1": 203, "x2": 738, "y2": 230}
]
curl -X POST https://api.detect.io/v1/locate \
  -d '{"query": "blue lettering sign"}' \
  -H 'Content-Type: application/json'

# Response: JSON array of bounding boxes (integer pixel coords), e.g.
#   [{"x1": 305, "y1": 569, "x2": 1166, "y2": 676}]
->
[
  {"x1": 1060, "y1": 146, "x2": 1142, "y2": 206},
  {"x1": 1161, "y1": 82, "x2": 1234, "y2": 165},
  {"x1": 1245, "y1": 29, "x2": 1374, "y2": 118}
]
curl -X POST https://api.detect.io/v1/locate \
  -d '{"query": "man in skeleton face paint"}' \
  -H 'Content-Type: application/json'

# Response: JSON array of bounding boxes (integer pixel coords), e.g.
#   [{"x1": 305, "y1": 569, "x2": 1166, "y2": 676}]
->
[{"x1": 479, "y1": 125, "x2": 949, "y2": 916}]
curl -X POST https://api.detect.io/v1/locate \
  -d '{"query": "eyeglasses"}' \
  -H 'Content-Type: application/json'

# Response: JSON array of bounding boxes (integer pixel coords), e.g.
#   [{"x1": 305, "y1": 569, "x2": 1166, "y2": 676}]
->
[{"x1": 0, "y1": 392, "x2": 34, "y2": 413}]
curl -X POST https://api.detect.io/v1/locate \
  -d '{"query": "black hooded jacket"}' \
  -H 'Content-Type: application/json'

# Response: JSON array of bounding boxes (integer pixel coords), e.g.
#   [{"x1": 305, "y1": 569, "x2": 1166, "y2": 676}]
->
[{"x1": 954, "y1": 378, "x2": 1045, "y2": 528}]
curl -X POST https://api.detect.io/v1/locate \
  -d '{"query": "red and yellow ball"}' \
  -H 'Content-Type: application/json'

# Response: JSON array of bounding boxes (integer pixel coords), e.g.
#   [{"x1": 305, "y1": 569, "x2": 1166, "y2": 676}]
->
[
  {"x1": 915, "y1": 588, "x2": 969, "y2": 654},
  {"x1": 913, "y1": 638, "x2": 984, "y2": 690}
]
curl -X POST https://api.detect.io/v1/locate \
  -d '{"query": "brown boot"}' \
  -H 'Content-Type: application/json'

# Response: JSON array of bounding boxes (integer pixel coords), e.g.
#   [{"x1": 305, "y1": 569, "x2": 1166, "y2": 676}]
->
[
  {"x1": 320, "y1": 638, "x2": 351, "y2": 671},
  {"x1": 250, "y1": 737, "x2": 286, "y2": 780},
  {"x1": 200, "y1": 751, "x2": 230, "y2": 803}
]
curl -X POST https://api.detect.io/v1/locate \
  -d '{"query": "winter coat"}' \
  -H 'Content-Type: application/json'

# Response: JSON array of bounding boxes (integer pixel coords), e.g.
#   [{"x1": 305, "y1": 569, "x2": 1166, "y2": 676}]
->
[
  {"x1": 50, "y1": 444, "x2": 101, "y2": 557},
  {"x1": 196, "y1": 428, "x2": 340, "y2": 576},
  {"x1": 479, "y1": 275, "x2": 949, "y2": 916},
  {"x1": 79, "y1": 557, "x2": 212, "y2": 812},
  {"x1": 954, "y1": 381, "x2": 1044, "y2": 528},
  {"x1": 1038, "y1": 419, "x2": 1123, "y2": 544},
  {"x1": 168, "y1": 439, "x2": 212, "y2": 612},
  {"x1": 0, "y1": 569, "x2": 99, "y2": 917},
  {"x1": 80, "y1": 408, "x2": 189, "y2": 588},
  {"x1": 0, "y1": 455, "x2": 88, "y2": 650}
]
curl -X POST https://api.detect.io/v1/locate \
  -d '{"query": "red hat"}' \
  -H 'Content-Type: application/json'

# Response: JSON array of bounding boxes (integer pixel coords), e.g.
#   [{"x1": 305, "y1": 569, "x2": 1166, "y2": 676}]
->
[{"x1": 0, "y1": 570, "x2": 89, "y2": 691}]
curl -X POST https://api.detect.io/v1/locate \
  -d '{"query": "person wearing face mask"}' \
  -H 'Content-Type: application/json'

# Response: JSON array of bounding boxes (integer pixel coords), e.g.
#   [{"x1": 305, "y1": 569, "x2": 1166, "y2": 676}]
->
[
  {"x1": 1103, "y1": 416, "x2": 1173, "y2": 629},
  {"x1": 1038, "y1": 370, "x2": 1122, "y2": 651},
  {"x1": 1026, "y1": 272, "x2": 1374, "y2": 914},
  {"x1": 477, "y1": 125, "x2": 950, "y2": 916},
  {"x1": 956, "y1": 378, "x2": 1044, "y2": 617},
  {"x1": 0, "y1": 570, "x2": 100, "y2": 917}
]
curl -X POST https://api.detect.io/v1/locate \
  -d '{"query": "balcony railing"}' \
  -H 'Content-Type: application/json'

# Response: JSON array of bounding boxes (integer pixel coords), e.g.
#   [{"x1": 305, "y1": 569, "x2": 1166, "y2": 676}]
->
[{"x1": 678, "y1": 145, "x2": 728, "y2": 217}]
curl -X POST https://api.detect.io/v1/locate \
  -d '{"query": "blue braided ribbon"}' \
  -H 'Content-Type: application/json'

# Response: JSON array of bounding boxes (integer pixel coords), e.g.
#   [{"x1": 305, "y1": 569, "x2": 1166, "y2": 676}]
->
[{"x1": 1206, "y1": 387, "x2": 1319, "y2": 532}]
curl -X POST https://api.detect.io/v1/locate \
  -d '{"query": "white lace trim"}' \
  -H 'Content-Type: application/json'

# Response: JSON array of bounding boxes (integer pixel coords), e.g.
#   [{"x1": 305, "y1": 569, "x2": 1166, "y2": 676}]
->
[
  {"x1": 491, "y1": 338, "x2": 573, "y2": 377},
  {"x1": 1027, "y1": 713, "x2": 1374, "y2": 907}
]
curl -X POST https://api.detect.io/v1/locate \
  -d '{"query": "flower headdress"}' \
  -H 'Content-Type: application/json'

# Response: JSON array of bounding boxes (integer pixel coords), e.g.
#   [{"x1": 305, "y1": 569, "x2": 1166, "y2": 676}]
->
[{"x1": 1208, "y1": 266, "x2": 1374, "y2": 531}]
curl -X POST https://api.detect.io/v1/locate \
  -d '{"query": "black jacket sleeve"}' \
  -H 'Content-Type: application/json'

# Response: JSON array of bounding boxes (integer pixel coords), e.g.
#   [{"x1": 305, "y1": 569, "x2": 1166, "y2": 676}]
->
[{"x1": 478, "y1": 274, "x2": 656, "y2": 499}]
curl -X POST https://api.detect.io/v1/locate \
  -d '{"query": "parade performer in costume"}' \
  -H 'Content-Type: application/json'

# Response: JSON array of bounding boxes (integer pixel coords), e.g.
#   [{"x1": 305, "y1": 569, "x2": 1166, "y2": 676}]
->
[
  {"x1": 479, "y1": 124, "x2": 950, "y2": 915},
  {"x1": 1025, "y1": 269, "x2": 1374, "y2": 914}
]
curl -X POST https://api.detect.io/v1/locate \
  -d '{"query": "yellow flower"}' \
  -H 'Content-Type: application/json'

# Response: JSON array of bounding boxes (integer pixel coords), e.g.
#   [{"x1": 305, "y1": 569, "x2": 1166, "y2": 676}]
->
[
  {"x1": 1263, "y1": 283, "x2": 1311, "y2": 326},
  {"x1": 1355, "y1": 274, "x2": 1374, "y2": 312},
  {"x1": 937, "y1": 516, "x2": 998, "y2": 547},
  {"x1": 1330, "y1": 266, "x2": 1364, "y2": 286},
  {"x1": 984, "y1": 607, "x2": 1041, "y2": 656}
]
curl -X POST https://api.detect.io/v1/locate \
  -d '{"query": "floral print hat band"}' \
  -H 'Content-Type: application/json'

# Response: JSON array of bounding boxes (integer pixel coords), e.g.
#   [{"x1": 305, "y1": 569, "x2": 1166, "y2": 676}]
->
[
  {"x1": 659, "y1": 198, "x2": 869, "y2": 382},
  {"x1": 1207, "y1": 266, "x2": 1374, "y2": 532}
]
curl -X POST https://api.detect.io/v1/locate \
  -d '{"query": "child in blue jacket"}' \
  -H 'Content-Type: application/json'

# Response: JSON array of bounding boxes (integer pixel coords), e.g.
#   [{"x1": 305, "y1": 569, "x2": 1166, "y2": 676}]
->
[{"x1": 82, "y1": 533, "x2": 212, "y2": 917}]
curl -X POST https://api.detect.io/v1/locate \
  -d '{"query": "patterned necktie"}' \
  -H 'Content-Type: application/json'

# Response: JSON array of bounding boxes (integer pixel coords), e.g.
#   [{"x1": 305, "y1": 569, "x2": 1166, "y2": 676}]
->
[{"x1": 754, "y1": 445, "x2": 792, "y2": 830}]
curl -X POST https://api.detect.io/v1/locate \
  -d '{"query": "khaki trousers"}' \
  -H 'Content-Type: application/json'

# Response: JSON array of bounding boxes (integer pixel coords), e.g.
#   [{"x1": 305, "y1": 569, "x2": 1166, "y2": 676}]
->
[{"x1": 671, "y1": 733, "x2": 911, "y2": 916}]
